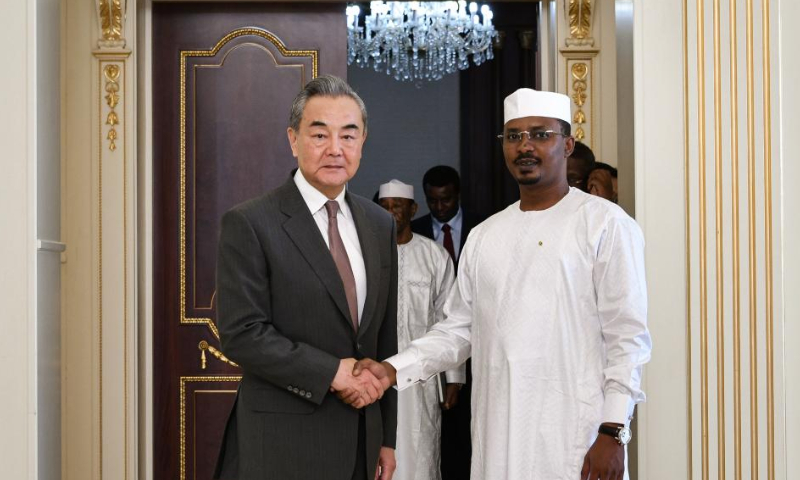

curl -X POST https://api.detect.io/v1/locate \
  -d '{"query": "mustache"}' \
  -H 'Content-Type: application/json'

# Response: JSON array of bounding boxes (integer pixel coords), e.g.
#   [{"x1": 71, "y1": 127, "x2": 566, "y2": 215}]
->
[{"x1": 514, "y1": 153, "x2": 540, "y2": 164}]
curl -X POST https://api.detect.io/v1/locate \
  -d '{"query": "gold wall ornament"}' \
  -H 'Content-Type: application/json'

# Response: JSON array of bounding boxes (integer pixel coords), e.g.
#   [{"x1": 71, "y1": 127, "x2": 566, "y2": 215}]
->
[
  {"x1": 107, "y1": 129, "x2": 118, "y2": 151},
  {"x1": 96, "y1": 0, "x2": 126, "y2": 48},
  {"x1": 103, "y1": 64, "x2": 121, "y2": 152},
  {"x1": 570, "y1": 62, "x2": 589, "y2": 140},
  {"x1": 566, "y1": 0, "x2": 594, "y2": 46}
]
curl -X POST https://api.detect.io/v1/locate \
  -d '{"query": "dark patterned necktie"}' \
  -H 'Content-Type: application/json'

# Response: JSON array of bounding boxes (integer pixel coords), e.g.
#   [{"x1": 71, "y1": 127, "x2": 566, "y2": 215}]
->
[
  {"x1": 324, "y1": 200, "x2": 358, "y2": 331},
  {"x1": 442, "y1": 223, "x2": 456, "y2": 263}
]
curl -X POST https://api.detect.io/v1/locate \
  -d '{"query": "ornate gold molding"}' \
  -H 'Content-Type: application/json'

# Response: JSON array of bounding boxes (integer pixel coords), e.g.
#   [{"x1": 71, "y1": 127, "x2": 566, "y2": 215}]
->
[
  {"x1": 103, "y1": 65, "x2": 121, "y2": 151},
  {"x1": 96, "y1": 0, "x2": 126, "y2": 49},
  {"x1": 570, "y1": 62, "x2": 588, "y2": 140},
  {"x1": 561, "y1": 51, "x2": 596, "y2": 146},
  {"x1": 565, "y1": 0, "x2": 594, "y2": 47}
]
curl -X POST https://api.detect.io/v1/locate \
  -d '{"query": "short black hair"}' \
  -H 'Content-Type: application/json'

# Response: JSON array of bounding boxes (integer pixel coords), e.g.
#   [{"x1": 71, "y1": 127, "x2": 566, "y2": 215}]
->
[
  {"x1": 422, "y1": 165, "x2": 460, "y2": 193},
  {"x1": 592, "y1": 162, "x2": 618, "y2": 178},
  {"x1": 569, "y1": 141, "x2": 595, "y2": 164}
]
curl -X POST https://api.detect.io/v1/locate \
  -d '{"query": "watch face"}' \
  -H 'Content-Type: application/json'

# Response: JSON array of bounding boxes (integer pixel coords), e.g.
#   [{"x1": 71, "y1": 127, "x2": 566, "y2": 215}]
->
[{"x1": 618, "y1": 427, "x2": 632, "y2": 445}]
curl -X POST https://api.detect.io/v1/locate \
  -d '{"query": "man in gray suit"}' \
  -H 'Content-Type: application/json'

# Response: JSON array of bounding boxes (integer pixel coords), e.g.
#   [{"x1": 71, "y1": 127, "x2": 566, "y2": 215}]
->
[{"x1": 214, "y1": 75, "x2": 398, "y2": 480}]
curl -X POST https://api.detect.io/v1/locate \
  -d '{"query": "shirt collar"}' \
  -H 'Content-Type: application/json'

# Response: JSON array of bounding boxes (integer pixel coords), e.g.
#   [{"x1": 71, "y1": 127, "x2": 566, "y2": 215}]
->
[
  {"x1": 293, "y1": 169, "x2": 350, "y2": 219},
  {"x1": 431, "y1": 207, "x2": 463, "y2": 230}
]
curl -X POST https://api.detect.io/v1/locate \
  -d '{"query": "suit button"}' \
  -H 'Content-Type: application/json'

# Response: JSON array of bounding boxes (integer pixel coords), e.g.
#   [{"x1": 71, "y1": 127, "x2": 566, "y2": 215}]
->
[
  {"x1": 287, "y1": 385, "x2": 293, "y2": 391},
  {"x1": 299, "y1": 390, "x2": 306, "y2": 396},
  {"x1": 293, "y1": 387, "x2": 299, "y2": 394},
  {"x1": 306, "y1": 392, "x2": 312, "y2": 398}
]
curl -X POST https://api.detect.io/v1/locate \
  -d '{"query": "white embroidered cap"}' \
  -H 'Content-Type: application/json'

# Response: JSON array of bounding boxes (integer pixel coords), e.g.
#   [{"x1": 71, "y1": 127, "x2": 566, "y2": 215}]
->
[
  {"x1": 378, "y1": 179, "x2": 414, "y2": 200},
  {"x1": 503, "y1": 88, "x2": 572, "y2": 124}
]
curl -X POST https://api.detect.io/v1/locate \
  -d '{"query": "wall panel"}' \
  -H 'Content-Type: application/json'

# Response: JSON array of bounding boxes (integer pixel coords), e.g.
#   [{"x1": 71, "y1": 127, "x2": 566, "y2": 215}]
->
[{"x1": 637, "y1": 0, "x2": 790, "y2": 478}]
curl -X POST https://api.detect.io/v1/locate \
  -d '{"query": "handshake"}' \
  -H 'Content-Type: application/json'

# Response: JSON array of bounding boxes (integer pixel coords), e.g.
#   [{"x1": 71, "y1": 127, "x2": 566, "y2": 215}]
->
[{"x1": 330, "y1": 358, "x2": 398, "y2": 408}]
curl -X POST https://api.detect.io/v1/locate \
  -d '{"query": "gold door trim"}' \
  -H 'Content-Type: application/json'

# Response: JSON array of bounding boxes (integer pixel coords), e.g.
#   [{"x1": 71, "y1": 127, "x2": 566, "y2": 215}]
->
[
  {"x1": 179, "y1": 375, "x2": 242, "y2": 480},
  {"x1": 179, "y1": 28, "x2": 319, "y2": 339}
]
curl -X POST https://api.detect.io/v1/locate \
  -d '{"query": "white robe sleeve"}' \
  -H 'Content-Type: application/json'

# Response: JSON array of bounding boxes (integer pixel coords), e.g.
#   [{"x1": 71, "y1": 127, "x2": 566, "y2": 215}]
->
[
  {"x1": 594, "y1": 214, "x2": 652, "y2": 425},
  {"x1": 435, "y1": 254, "x2": 466, "y2": 384},
  {"x1": 388, "y1": 236, "x2": 474, "y2": 391}
]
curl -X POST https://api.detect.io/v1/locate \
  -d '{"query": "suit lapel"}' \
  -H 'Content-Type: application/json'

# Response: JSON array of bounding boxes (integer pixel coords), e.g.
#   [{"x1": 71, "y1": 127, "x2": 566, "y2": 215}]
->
[
  {"x1": 423, "y1": 215, "x2": 435, "y2": 239},
  {"x1": 279, "y1": 181, "x2": 354, "y2": 330},
  {"x1": 347, "y1": 193, "x2": 380, "y2": 337}
]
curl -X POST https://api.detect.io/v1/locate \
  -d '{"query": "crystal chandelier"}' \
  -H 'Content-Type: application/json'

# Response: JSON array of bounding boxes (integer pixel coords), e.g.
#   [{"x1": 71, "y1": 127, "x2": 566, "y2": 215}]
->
[{"x1": 346, "y1": 1, "x2": 498, "y2": 82}]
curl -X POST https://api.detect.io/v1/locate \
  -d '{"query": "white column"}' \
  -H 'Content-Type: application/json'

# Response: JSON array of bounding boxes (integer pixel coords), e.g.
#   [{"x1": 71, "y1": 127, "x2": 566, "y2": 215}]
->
[
  {"x1": 62, "y1": 0, "x2": 138, "y2": 478},
  {"x1": 554, "y1": 0, "x2": 618, "y2": 165}
]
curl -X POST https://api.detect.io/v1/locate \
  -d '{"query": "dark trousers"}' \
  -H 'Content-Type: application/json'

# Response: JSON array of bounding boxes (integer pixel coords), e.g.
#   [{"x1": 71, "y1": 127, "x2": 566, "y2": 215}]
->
[
  {"x1": 351, "y1": 414, "x2": 367, "y2": 480},
  {"x1": 440, "y1": 359, "x2": 472, "y2": 479}
]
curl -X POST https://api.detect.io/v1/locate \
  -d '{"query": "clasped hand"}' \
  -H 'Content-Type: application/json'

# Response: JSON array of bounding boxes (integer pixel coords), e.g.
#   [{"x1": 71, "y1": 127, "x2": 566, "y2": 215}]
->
[{"x1": 330, "y1": 358, "x2": 392, "y2": 408}]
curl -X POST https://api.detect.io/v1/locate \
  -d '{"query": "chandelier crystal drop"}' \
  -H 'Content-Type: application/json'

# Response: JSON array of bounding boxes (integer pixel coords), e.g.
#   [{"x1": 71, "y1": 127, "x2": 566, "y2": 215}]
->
[{"x1": 346, "y1": 1, "x2": 498, "y2": 82}]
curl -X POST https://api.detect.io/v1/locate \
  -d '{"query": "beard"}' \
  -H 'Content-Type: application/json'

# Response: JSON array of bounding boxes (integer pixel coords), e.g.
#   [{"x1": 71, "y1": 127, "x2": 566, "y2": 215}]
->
[
  {"x1": 513, "y1": 153, "x2": 542, "y2": 185},
  {"x1": 517, "y1": 176, "x2": 541, "y2": 186}
]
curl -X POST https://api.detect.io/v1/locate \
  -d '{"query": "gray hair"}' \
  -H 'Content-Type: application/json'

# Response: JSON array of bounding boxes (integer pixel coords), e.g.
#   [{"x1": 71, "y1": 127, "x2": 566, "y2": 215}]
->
[{"x1": 288, "y1": 75, "x2": 368, "y2": 133}]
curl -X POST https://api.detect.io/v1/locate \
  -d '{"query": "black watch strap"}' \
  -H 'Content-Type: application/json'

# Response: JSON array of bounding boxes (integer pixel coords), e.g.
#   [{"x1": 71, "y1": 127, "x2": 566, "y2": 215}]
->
[{"x1": 598, "y1": 424, "x2": 621, "y2": 440}]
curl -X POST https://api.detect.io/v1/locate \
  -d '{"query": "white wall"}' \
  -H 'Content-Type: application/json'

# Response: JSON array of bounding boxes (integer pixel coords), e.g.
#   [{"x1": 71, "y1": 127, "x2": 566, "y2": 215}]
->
[
  {"x1": 778, "y1": 0, "x2": 800, "y2": 474},
  {"x1": 634, "y1": 2, "x2": 688, "y2": 477},
  {"x1": 615, "y1": 0, "x2": 635, "y2": 215},
  {"x1": 0, "y1": 0, "x2": 62, "y2": 477},
  {"x1": 0, "y1": 0, "x2": 35, "y2": 475},
  {"x1": 36, "y1": 0, "x2": 62, "y2": 477},
  {"x1": 347, "y1": 65, "x2": 460, "y2": 216}
]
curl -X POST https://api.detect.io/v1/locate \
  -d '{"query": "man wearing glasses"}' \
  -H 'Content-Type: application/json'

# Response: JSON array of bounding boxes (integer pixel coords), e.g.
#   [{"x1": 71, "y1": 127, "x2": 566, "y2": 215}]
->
[{"x1": 354, "y1": 88, "x2": 652, "y2": 480}]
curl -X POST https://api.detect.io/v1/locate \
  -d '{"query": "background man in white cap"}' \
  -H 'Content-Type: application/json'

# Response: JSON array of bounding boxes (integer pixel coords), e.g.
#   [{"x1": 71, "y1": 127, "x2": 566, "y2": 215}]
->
[
  {"x1": 377, "y1": 179, "x2": 465, "y2": 480},
  {"x1": 355, "y1": 89, "x2": 652, "y2": 480}
]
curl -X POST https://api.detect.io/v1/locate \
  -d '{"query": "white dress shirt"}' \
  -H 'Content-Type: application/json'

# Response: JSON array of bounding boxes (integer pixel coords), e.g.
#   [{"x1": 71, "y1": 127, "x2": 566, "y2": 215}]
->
[
  {"x1": 294, "y1": 170, "x2": 367, "y2": 323},
  {"x1": 431, "y1": 207, "x2": 463, "y2": 259}
]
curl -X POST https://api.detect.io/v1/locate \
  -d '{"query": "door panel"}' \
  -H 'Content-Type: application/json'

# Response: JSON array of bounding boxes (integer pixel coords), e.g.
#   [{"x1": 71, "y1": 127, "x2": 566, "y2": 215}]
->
[{"x1": 153, "y1": 4, "x2": 346, "y2": 479}]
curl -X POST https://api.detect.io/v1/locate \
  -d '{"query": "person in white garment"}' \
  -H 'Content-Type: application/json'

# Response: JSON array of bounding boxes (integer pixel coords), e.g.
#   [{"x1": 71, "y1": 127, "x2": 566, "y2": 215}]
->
[
  {"x1": 377, "y1": 179, "x2": 465, "y2": 480},
  {"x1": 354, "y1": 89, "x2": 652, "y2": 480}
]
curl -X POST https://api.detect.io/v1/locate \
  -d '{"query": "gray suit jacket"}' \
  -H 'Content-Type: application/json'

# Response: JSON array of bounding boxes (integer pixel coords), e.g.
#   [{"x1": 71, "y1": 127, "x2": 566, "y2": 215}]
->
[{"x1": 213, "y1": 179, "x2": 398, "y2": 480}]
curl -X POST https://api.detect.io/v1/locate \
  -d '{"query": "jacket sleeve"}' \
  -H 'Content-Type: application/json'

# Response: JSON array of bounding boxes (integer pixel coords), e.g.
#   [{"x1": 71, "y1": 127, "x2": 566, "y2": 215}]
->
[
  {"x1": 377, "y1": 219, "x2": 399, "y2": 448},
  {"x1": 216, "y1": 208, "x2": 340, "y2": 405}
]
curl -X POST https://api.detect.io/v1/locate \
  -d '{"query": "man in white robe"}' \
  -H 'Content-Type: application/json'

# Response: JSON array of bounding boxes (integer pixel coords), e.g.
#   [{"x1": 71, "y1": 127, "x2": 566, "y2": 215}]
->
[
  {"x1": 378, "y1": 179, "x2": 465, "y2": 480},
  {"x1": 357, "y1": 89, "x2": 652, "y2": 480}
]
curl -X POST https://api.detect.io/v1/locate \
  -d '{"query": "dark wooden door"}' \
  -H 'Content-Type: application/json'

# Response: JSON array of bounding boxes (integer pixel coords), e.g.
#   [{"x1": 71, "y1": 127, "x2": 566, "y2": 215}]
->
[{"x1": 152, "y1": 4, "x2": 346, "y2": 479}]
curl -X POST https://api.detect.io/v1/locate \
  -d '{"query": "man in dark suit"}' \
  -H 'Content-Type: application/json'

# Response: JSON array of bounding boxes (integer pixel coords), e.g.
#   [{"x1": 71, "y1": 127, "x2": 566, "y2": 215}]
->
[
  {"x1": 410, "y1": 165, "x2": 479, "y2": 480},
  {"x1": 214, "y1": 75, "x2": 398, "y2": 480},
  {"x1": 410, "y1": 166, "x2": 481, "y2": 270}
]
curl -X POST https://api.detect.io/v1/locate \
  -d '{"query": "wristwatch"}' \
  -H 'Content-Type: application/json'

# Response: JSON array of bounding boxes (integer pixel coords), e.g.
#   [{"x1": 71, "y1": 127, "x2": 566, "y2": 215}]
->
[{"x1": 598, "y1": 424, "x2": 632, "y2": 445}]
